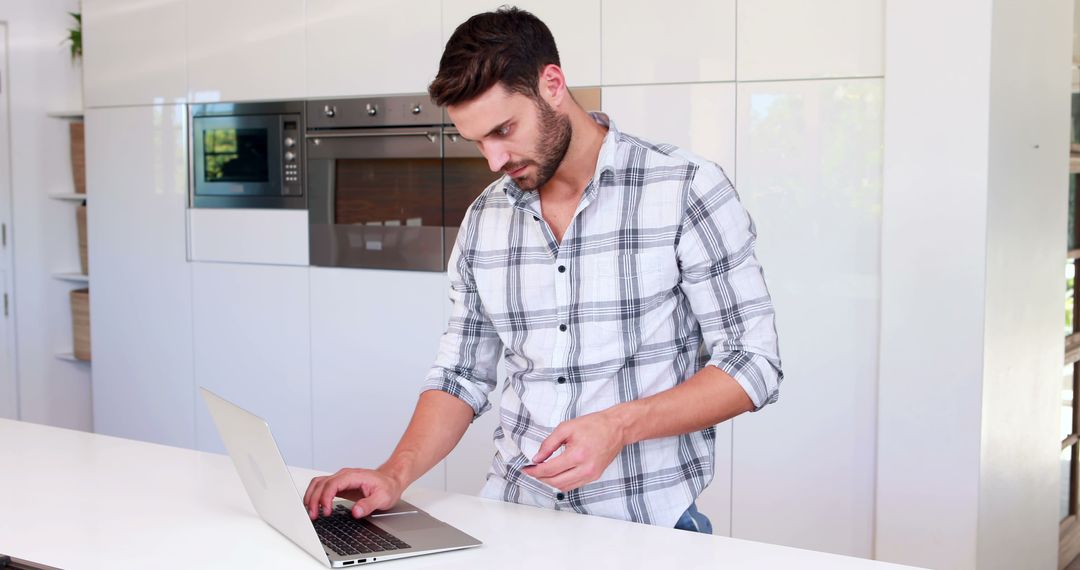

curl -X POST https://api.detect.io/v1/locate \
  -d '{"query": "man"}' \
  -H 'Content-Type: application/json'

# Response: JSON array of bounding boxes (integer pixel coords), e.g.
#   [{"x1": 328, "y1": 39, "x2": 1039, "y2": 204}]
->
[{"x1": 303, "y1": 7, "x2": 782, "y2": 534}]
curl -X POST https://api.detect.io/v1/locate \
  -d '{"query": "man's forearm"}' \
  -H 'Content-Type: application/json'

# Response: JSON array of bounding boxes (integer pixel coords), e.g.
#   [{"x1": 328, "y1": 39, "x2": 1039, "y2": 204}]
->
[
  {"x1": 607, "y1": 365, "x2": 754, "y2": 446},
  {"x1": 377, "y1": 390, "x2": 475, "y2": 489}
]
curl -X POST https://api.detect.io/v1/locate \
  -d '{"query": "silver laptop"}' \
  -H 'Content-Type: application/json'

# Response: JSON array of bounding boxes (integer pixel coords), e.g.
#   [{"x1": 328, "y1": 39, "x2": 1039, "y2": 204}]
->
[{"x1": 200, "y1": 387, "x2": 481, "y2": 567}]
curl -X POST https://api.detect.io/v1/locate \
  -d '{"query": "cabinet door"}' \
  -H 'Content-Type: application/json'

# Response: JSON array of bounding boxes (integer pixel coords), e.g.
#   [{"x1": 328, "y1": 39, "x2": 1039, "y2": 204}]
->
[
  {"x1": 306, "y1": 0, "x2": 443, "y2": 98},
  {"x1": 441, "y1": 1, "x2": 601, "y2": 87},
  {"x1": 187, "y1": 0, "x2": 305, "y2": 102},
  {"x1": 309, "y1": 268, "x2": 447, "y2": 490},
  {"x1": 731, "y1": 78, "x2": 884, "y2": 556},
  {"x1": 88, "y1": 105, "x2": 195, "y2": 448},
  {"x1": 601, "y1": 0, "x2": 735, "y2": 85},
  {"x1": 83, "y1": 0, "x2": 187, "y2": 107},
  {"x1": 737, "y1": 0, "x2": 884, "y2": 81},
  {"x1": 192, "y1": 263, "x2": 313, "y2": 468}
]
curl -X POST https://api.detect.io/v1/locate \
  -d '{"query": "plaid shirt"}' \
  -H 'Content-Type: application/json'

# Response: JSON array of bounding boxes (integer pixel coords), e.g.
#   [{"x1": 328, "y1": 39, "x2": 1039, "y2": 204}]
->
[{"x1": 422, "y1": 113, "x2": 782, "y2": 527}]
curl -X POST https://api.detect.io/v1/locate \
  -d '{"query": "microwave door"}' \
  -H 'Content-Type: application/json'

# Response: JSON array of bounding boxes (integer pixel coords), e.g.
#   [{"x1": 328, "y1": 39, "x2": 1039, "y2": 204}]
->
[
  {"x1": 193, "y1": 115, "x2": 283, "y2": 198},
  {"x1": 306, "y1": 129, "x2": 444, "y2": 271}
]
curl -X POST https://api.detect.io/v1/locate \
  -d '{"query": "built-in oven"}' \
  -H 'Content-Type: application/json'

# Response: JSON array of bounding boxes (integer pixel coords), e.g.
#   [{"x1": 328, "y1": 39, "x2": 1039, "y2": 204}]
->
[
  {"x1": 306, "y1": 95, "x2": 490, "y2": 271},
  {"x1": 190, "y1": 101, "x2": 305, "y2": 209},
  {"x1": 305, "y1": 89, "x2": 600, "y2": 272}
]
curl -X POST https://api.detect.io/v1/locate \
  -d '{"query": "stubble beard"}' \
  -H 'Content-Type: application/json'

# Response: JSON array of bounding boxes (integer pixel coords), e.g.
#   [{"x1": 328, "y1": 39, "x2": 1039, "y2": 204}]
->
[{"x1": 507, "y1": 99, "x2": 573, "y2": 192}]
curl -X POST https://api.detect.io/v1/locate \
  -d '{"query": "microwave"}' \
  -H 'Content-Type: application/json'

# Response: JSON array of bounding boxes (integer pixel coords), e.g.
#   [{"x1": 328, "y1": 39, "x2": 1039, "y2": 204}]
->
[{"x1": 190, "y1": 101, "x2": 305, "y2": 209}]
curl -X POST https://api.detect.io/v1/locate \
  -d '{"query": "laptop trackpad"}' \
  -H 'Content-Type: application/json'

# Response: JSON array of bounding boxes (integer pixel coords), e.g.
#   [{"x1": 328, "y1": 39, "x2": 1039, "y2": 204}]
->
[{"x1": 376, "y1": 513, "x2": 445, "y2": 532}]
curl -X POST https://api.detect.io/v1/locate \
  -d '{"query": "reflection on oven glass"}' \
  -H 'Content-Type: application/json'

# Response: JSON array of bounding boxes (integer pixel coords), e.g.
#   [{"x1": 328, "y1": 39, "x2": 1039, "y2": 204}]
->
[
  {"x1": 444, "y1": 157, "x2": 500, "y2": 227},
  {"x1": 334, "y1": 158, "x2": 442, "y2": 226}
]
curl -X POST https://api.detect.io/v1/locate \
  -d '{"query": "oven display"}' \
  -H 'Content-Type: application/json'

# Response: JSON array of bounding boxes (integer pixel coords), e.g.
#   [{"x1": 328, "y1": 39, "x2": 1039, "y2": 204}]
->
[{"x1": 202, "y1": 128, "x2": 270, "y2": 183}]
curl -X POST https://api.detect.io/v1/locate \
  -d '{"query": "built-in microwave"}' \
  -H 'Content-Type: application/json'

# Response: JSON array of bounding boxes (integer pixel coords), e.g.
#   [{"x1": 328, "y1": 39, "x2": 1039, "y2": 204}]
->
[{"x1": 190, "y1": 101, "x2": 305, "y2": 209}]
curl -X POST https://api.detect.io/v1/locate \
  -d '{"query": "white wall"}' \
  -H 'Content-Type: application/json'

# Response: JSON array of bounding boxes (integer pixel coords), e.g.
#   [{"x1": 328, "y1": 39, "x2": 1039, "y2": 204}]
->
[
  {"x1": 0, "y1": 0, "x2": 89, "y2": 429},
  {"x1": 876, "y1": 1, "x2": 1070, "y2": 569}
]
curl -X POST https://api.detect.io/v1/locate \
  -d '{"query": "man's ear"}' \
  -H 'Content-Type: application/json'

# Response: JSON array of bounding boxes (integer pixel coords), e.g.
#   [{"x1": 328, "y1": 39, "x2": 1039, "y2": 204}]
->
[{"x1": 537, "y1": 64, "x2": 568, "y2": 108}]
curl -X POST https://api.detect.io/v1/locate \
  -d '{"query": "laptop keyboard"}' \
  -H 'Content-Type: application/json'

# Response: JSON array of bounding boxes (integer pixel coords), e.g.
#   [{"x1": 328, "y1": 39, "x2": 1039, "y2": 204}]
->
[{"x1": 313, "y1": 505, "x2": 412, "y2": 556}]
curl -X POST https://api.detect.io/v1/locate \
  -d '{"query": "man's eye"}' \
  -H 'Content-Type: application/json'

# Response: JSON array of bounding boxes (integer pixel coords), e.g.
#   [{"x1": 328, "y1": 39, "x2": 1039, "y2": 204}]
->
[{"x1": 497, "y1": 125, "x2": 511, "y2": 136}]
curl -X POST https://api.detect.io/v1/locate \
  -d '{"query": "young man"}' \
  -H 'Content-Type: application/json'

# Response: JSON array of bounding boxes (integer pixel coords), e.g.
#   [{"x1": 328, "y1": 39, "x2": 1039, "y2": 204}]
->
[{"x1": 303, "y1": 7, "x2": 782, "y2": 534}]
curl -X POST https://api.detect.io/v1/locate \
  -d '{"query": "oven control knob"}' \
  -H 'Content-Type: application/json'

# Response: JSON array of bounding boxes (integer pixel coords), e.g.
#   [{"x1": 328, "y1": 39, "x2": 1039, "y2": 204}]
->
[
  {"x1": 323, "y1": 105, "x2": 336, "y2": 118},
  {"x1": 366, "y1": 104, "x2": 378, "y2": 117},
  {"x1": 412, "y1": 104, "x2": 423, "y2": 115},
  {"x1": 284, "y1": 151, "x2": 296, "y2": 162},
  {"x1": 284, "y1": 136, "x2": 296, "y2": 148}
]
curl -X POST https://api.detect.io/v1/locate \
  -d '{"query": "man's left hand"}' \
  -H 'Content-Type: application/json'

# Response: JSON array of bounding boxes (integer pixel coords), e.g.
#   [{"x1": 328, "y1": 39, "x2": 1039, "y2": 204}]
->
[{"x1": 521, "y1": 410, "x2": 629, "y2": 492}]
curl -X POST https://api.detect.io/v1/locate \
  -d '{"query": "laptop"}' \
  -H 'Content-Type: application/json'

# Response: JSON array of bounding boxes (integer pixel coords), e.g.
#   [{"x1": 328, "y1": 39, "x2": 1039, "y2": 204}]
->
[{"x1": 200, "y1": 387, "x2": 482, "y2": 567}]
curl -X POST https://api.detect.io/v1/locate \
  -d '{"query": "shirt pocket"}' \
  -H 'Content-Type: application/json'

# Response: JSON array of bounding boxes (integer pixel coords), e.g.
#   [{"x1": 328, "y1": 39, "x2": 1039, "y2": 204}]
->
[{"x1": 586, "y1": 250, "x2": 678, "y2": 336}]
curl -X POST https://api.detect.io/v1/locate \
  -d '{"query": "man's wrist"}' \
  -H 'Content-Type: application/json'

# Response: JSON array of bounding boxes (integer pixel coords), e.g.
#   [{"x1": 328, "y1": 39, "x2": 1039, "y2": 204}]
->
[
  {"x1": 377, "y1": 458, "x2": 414, "y2": 492},
  {"x1": 607, "y1": 400, "x2": 646, "y2": 447}
]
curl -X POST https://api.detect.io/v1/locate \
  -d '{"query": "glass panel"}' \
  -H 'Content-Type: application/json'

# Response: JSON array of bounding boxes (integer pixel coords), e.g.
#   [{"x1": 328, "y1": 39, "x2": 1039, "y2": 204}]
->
[
  {"x1": 444, "y1": 156, "x2": 501, "y2": 228},
  {"x1": 1065, "y1": 363, "x2": 1076, "y2": 442},
  {"x1": 203, "y1": 128, "x2": 269, "y2": 183},
  {"x1": 1064, "y1": 445, "x2": 1074, "y2": 521},
  {"x1": 1068, "y1": 261, "x2": 1076, "y2": 336},
  {"x1": 334, "y1": 158, "x2": 442, "y2": 226}
]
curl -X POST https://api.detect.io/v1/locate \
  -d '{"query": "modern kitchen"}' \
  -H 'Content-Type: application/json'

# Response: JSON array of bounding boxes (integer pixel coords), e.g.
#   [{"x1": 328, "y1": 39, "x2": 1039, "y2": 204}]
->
[{"x1": 0, "y1": 1, "x2": 1072, "y2": 569}]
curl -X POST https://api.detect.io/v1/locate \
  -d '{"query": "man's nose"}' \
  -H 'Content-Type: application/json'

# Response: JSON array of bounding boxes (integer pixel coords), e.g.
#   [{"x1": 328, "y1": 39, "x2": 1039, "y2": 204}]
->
[{"x1": 482, "y1": 144, "x2": 509, "y2": 173}]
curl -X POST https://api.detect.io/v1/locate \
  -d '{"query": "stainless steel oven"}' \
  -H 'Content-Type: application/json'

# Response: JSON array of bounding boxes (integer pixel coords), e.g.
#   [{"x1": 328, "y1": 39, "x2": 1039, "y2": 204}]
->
[
  {"x1": 190, "y1": 101, "x2": 305, "y2": 209},
  {"x1": 305, "y1": 90, "x2": 600, "y2": 272}
]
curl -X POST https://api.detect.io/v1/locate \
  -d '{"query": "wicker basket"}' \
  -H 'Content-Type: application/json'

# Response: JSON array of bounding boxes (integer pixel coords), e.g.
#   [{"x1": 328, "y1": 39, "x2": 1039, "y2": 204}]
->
[
  {"x1": 71, "y1": 288, "x2": 90, "y2": 361},
  {"x1": 70, "y1": 121, "x2": 86, "y2": 195},
  {"x1": 76, "y1": 204, "x2": 88, "y2": 276}
]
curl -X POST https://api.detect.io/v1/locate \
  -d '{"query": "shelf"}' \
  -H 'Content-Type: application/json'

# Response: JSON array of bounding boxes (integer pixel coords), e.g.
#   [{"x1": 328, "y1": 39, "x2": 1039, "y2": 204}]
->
[
  {"x1": 52, "y1": 272, "x2": 89, "y2": 283},
  {"x1": 47, "y1": 111, "x2": 84, "y2": 120},
  {"x1": 55, "y1": 352, "x2": 90, "y2": 364},
  {"x1": 47, "y1": 193, "x2": 87, "y2": 202}
]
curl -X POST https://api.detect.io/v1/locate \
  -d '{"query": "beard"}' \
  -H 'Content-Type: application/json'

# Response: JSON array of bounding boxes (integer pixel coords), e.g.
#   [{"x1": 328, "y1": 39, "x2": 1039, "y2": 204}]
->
[{"x1": 505, "y1": 99, "x2": 572, "y2": 192}]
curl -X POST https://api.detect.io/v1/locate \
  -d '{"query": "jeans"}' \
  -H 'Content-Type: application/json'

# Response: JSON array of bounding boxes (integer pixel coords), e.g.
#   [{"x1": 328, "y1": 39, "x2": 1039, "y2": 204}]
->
[{"x1": 674, "y1": 502, "x2": 713, "y2": 534}]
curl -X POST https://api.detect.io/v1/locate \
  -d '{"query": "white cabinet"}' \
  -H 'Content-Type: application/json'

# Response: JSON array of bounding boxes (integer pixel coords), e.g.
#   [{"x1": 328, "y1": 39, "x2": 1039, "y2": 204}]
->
[
  {"x1": 442, "y1": 1, "x2": 601, "y2": 87},
  {"x1": 731, "y1": 78, "x2": 884, "y2": 556},
  {"x1": 309, "y1": 268, "x2": 448, "y2": 490},
  {"x1": 192, "y1": 263, "x2": 313, "y2": 467},
  {"x1": 87, "y1": 105, "x2": 196, "y2": 448},
  {"x1": 187, "y1": 0, "x2": 305, "y2": 102},
  {"x1": 737, "y1": 0, "x2": 884, "y2": 81},
  {"x1": 601, "y1": 83, "x2": 737, "y2": 177},
  {"x1": 82, "y1": 0, "x2": 187, "y2": 107},
  {"x1": 601, "y1": 0, "x2": 735, "y2": 85},
  {"x1": 187, "y1": 209, "x2": 308, "y2": 266},
  {"x1": 306, "y1": 0, "x2": 442, "y2": 98}
]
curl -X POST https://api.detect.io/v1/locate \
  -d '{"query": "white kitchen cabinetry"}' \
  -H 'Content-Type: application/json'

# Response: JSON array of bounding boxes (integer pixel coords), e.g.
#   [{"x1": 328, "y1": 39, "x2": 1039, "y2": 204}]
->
[
  {"x1": 82, "y1": 0, "x2": 187, "y2": 107},
  {"x1": 731, "y1": 78, "x2": 884, "y2": 557},
  {"x1": 601, "y1": 0, "x2": 735, "y2": 86},
  {"x1": 602, "y1": 83, "x2": 737, "y2": 178},
  {"x1": 187, "y1": 0, "x2": 305, "y2": 102},
  {"x1": 87, "y1": 105, "x2": 196, "y2": 448},
  {"x1": 736, "y1": 0, "x2": 884, "y2": 81},
  {"x1": 192, "y1": 262, "x2": 313, "y2": 467},
  {"x1": 306, "y1": 0, "x2": 443, "y2": 98},
  {"x1": 187, "y1": 209, "x2": 308, "y2": 266},
  {"x1": 441, "y1": 1, "x2": 601, "y2": 87},
  {"x1": 309, "y1": 268, "x2": 448, "y2": 490}
]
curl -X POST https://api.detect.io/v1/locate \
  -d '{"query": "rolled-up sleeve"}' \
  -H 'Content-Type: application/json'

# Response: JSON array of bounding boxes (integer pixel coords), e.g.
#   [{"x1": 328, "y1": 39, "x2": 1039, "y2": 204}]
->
[
  {"x1": 677, "y1": 165, "x2": 783, "y2": 410},
  {"x1": 420, "y1": 208, "x2": 503, "y2": 419}
]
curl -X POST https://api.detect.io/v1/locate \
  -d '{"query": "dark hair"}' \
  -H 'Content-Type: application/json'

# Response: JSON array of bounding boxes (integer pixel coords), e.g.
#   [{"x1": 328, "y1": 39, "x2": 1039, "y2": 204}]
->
[{"x1": 428, "y1": 6, "x2": 560, "y2": 107}]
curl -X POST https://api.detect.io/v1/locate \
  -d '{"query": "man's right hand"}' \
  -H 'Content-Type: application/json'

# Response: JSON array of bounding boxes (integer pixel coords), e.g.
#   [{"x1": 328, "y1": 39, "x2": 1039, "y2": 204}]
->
[{"x1": 302, "y1": 467, "x2": 405, "y2": 520}]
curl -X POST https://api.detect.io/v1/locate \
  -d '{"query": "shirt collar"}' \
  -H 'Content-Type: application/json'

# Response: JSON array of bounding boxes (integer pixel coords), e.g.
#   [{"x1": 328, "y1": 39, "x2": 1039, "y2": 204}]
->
[{"x1": 501, "y1": 112, "x2": 620, "y2": 213}]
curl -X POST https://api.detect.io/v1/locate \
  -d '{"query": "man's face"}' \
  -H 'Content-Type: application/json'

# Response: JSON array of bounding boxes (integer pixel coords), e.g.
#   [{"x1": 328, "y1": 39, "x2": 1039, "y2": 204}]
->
[{"x1": 447, "y1": 83, "x2": 572, "y2": 192}]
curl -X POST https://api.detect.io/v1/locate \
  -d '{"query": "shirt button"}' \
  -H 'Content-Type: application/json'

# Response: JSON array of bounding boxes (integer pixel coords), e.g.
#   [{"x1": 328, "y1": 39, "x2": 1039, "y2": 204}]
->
[
  {"x1": 559, "y1": 324, "x2": 567, "y2": 332},
  {"x1": 556, "y1": 492, "x2": 565, "y2": 501},
  {"x1": 533, "y1": 216, "x2": 540, "y2": 221},
  {"x1": 557, "y1": 376, "x2": 566, "y2": 384},
  {"x1": 558, "y1": 265, "x2": 566, "y2": 273}
]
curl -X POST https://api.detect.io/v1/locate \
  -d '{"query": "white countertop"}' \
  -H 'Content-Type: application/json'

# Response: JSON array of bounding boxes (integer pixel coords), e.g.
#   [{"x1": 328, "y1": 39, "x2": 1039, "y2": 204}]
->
[{"x1": 0, "y1": 418, "x2": 923, "y2": 569}]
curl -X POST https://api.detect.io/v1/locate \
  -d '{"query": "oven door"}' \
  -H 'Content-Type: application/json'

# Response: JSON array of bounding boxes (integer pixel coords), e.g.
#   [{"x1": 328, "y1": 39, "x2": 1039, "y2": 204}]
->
[
  {"x1": 442, "y1": 128, "x2": 500, "y2": 266},
  {"x1": 193, "y1": 114, "x2": 285, "y2": 206},
  {"x1": 306, "y1": 128, "x2": 444, "y2": 271}
]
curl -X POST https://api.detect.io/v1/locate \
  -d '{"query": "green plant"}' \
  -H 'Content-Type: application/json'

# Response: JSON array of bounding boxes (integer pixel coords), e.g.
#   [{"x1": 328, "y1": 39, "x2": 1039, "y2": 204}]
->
[{"x1": 64, "y1": 12, "x2": 81, "y2": 62}]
